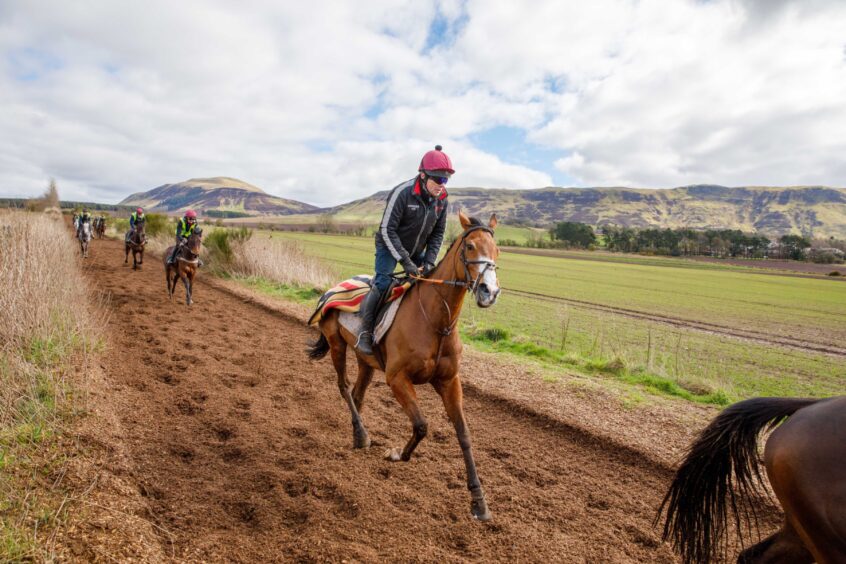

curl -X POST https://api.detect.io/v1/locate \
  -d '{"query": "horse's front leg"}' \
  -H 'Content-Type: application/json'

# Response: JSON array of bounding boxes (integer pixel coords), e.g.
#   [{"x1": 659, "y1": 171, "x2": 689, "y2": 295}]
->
[
  {"x1": 124, "y1": 245, "x2": 129, "y2": 264},
  {"x1": 138, "y1": 248, "x2": 144, "y2": 265},
  {"x1": 181, "y1": 273, "x2": 192, "y2": 305},
  {"x1": 385, "y1": 371, "x2": 427, "y2": 462},
  {"x1": 433, "y1": 375, "x2": 491, "y2": 521}
]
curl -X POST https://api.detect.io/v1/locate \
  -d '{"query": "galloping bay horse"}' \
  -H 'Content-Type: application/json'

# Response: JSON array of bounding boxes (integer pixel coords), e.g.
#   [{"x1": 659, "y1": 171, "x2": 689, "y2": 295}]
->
[
  {"x1": 308, "y1": 211, "x2": 501, "y2": 521},
  {"x1": 659, "y1": 396, "x2": 846, "y2": 563},
  {"x1": 164, "y1": 229, "x2": 203, "y2": 306},
  {"x1": 78, "y1": 221, "x2": 92, "y2": 258},
  {"x1": 125, "y1": 222, "x2": 146, "y2": 270}
]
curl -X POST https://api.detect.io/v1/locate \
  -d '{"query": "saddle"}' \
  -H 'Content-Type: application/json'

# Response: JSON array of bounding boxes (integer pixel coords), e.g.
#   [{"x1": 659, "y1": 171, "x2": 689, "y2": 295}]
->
[{"x1": 307, "y1": 275, "x2": 412, "y2": 328}]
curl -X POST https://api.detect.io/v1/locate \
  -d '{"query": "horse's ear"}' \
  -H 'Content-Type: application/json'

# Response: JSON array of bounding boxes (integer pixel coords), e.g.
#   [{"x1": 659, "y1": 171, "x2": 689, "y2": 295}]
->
[
  {"x1": 488, "y1": 214, "x2": 498, "y2": 230},
  {"x1": 459, "y1": 210, "x2": 471, "y2": 230}
]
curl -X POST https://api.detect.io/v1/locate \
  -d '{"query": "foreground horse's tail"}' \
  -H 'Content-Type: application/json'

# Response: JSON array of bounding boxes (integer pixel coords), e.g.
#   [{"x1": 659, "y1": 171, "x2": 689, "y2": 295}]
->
[
  {"x1": 658, "y1": 396, "x2": 819, "y2": 564},
  {"x1": 307, "y1": 333, "x2": 330, "y2": 360}
]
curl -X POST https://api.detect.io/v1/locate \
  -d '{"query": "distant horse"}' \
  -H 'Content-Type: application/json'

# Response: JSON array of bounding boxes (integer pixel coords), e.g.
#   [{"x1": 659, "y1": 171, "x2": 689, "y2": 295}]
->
[
  {"x1": 124, "y1": 222, "x2": 146, "y2": 270},
  {"x1": 658, "y1": 396, "x2": 846, "y2": 563},
  {"x1": 95, "y1": 217, "x2": 106, "y2": 239},
  {"x1": 164, "y1": 229, "x2": 203, "y2": 305},
  {"x1": 308, "y1": 211, "x2": 501, "y2": 521},
  {"x1": 78, "y1": 221, "x2": 92, "y2": 258}
]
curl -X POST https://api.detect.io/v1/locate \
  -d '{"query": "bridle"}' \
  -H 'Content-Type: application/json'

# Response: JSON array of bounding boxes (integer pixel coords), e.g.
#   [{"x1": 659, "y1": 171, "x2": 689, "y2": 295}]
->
[
  {"x1": 410, "y1": 225, "x2": 498, "y2": 295},
  {"x1": 410, "y1": 224, "x2": 498, "y2": 366}
]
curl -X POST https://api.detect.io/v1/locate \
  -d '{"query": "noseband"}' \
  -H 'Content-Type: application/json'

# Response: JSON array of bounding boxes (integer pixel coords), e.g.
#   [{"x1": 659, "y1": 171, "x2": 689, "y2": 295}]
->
[{"x1": 458, "y1": 226, "x2": 498, "y2": 295}]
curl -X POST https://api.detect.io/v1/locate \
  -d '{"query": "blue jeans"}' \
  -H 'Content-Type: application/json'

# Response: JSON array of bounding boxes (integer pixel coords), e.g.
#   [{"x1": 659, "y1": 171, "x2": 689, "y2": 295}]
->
[{"x1": 373, "y1": 241, "x2": 424, "y2": 292}]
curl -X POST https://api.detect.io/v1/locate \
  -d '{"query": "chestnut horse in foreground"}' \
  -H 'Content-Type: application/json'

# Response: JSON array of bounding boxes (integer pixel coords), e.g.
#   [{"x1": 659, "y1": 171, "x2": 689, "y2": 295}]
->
[
  {"x1": 163, "y1": 229, "x2": 203, "y2": 305},
  {"x1": 659, "y1": 396, "x2": 846, "y2": 563},
  {"x1": 308, "y1": 212, "x2": 501, "y2": 521},
  {"x1": 124, "y1": 222, "x2": 146, "y2": 269}
]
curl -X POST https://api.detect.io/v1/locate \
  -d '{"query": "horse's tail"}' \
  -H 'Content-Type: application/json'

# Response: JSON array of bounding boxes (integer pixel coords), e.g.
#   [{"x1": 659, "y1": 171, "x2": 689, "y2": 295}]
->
[
  {"x1": 307, "y1": 333, "x2": 330, "y2": 360},
  {"x1": 658, "y1": 397, "x2": 819, "y2": 564}
]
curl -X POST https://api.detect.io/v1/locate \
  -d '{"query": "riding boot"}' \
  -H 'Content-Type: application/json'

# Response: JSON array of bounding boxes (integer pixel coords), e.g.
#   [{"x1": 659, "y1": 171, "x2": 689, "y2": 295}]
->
[
  {"x1": 167, "y1": 244, "x2": 180, "y2": 265},
  {"x1": 355, "y1": 287, "x2": 383, "y2": 356}
]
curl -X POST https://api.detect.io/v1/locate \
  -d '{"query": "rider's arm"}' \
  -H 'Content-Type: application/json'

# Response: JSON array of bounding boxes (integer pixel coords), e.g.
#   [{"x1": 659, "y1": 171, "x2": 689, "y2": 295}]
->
[
  {"x1": 423, "y1": 200, "x2": 448, "y2": 267},
  {"x1": 379, "y1": 186, "x2": 410, "y2": 262}
]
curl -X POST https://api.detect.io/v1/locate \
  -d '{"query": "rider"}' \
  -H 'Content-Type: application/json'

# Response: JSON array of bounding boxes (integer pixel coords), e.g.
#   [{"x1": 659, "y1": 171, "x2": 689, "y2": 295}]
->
[
  {"x1": 355, "y1": 145, "x2": 452, "y2": 356},
  {"x1": 127, "y1": 207, "x2": 146, "y2": 243},
  {"x1": 77, "y1": 208, "x2": 92, "y2": 237},
  {"x1": 167, "y1": 209, "x2": 201, "y2": 266}
]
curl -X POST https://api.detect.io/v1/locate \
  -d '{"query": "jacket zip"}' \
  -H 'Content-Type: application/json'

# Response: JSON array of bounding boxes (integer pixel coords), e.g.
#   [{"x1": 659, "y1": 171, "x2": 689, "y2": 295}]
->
[{"x1": 411, "y1": 196, "x2": 430, "y2": 257}]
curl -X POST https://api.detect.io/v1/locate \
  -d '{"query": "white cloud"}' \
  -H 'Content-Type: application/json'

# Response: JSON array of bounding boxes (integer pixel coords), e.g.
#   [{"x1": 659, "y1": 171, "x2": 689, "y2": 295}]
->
[{"x1": 1, "y1": 0, "x2": 845, "y2": 206}]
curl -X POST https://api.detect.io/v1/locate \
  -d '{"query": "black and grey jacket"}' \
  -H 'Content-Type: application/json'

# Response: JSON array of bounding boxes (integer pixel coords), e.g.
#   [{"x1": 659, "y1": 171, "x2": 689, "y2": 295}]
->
[{"x1": 375, "y1": 177, "x2": 449, "y2": 266}]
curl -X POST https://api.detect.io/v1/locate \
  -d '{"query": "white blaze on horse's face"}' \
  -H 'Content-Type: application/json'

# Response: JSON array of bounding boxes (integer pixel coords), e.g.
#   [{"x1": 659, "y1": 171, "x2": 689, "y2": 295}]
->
[{"x1": 473, "y1": 254, "x2": 500, "y2": 308}]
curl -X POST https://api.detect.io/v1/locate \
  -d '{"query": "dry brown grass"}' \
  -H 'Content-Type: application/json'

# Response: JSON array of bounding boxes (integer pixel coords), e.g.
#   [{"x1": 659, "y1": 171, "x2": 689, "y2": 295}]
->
[
  {"x1": 230, "y1": 237, "x2": 337, "y2": 290},
  {"x1": 0, "y1": 209, "x2": 103, "y2": 559}
]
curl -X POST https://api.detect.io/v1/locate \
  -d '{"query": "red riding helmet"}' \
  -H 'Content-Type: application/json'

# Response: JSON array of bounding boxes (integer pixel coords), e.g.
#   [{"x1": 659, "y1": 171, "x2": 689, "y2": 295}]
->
[
  {"x1": 419, "y1": 145, "x2": 454, "y2": 176},
  {"x1": 184, "y1": 209, "x2": 197, "y2": 220},
  {"x1": 136, "y1": 207, "x2": 143, "y2": 214}
]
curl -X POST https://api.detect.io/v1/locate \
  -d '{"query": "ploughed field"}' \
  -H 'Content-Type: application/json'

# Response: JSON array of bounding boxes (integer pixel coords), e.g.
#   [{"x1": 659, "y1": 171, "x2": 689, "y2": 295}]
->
[
  {"x1": 65, "y1": 236, "x2": 736, "y2": 562},
  {"x1": 253, "y1": 231, "x2": 846, "y2": 402}
]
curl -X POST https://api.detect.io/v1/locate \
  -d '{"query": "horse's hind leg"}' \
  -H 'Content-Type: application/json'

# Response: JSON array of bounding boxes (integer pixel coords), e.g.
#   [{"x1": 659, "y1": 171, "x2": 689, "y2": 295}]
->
[
  {"x1": 737, "y1": 520, "x2": 813, "y2": 563},
  {"x1": 352, "y1": 357, "x2": 374, "y2": 413},
  {"x1": 433, "y1": 375, "x2": 491, "y2": 522},
  {"x1": 385, "y1": 371, "x2": 427, "y2": 462},
  {"x1": 328, "y1": 331, "x2": 369, "y2": 448}
]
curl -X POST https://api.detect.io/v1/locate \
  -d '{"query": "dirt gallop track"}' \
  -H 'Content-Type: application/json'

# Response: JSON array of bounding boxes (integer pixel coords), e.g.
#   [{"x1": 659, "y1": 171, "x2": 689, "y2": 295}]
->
[{"x1": 83, "y1": 238, "x2": 681, "y2": 562}]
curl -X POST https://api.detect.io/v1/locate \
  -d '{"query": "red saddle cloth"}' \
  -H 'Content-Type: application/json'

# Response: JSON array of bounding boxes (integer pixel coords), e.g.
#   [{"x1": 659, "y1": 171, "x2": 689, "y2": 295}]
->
[{"x1": 307, "y1": 275, "x2": 411, "y2": 326}]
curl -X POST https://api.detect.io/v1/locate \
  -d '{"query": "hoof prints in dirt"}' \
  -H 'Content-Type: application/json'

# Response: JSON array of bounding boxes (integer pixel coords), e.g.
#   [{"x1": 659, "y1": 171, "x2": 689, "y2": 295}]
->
[
  {"x1": 170, "y1": 445, "x2": 195, "y2": 463},
  {"x1": 157, "y1": 373, "x2": 180, "y2": 386},
  {"x1": 283, "y1": 477, "x2": 360, "y2": 519},
  {"x1": 224, "y1": 500, "x2": 259, "y2": 525},
  {"x1": 221, "y1": 446, "x2": 247, "y2": 463}
]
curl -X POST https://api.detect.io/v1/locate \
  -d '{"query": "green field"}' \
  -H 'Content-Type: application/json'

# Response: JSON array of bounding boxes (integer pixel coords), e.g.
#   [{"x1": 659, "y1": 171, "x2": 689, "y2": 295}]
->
[{"x1": 249, "y1": 230, "x2": 846, "y2": 403}]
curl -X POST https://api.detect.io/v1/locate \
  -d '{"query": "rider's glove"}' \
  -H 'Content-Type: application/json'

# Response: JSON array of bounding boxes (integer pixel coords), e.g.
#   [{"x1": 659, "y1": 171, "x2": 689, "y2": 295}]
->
[
  {"x1": 422, "y1": 263, "x2": 435, "y2": 276},
  {"x1": 400, "y1": 257, "x2": 419, "y2": 276},
  {"x1": 179, "y1": 237, "x2": 188, "y2": 245}
]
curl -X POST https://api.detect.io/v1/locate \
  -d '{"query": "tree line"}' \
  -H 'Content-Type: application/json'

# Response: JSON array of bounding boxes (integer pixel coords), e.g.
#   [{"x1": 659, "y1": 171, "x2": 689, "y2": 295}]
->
[{"x1": 547, "y1": 221, "x2": 843, "y2": 262}]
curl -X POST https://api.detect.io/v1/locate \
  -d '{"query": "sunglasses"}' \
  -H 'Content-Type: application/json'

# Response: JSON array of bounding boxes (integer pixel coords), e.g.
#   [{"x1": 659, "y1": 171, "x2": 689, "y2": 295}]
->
[{"x1": 429, "y1": 175, "x2": 449, "y2": 185}]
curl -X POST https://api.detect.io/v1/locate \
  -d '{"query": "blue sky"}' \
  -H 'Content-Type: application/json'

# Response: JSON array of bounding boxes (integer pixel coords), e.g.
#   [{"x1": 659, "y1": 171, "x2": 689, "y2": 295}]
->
[{"x1": 1, "y1": 0, "x2": 846, "y2": 206}]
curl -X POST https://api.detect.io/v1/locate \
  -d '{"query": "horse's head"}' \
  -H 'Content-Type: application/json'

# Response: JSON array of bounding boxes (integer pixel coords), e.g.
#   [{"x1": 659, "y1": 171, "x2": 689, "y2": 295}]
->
[
  {"x1": 186, "y1": 228, "x2": 203, "y2": 256},
  {"x1": 457, "y1": 211, "x2": 500, "y2": 308}
]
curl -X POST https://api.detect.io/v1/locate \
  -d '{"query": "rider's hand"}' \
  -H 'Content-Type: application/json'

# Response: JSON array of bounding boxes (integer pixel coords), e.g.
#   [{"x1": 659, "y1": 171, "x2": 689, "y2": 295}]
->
[
  {"x1": 422, "y1": 262, "x2": 435, "y2": 276},
  {"x1": 401, "y1": 258, "x2": 419, "y2": 276}
]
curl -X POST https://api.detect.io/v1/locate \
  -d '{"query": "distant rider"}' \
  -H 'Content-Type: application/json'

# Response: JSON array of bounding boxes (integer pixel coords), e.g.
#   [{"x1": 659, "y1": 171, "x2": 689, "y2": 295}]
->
[
  {"x1": 126, "y1": 207, "x2": 146, "y2": 243},
  {"x1": 167, "y1": 209, "x2": 202, "y2": 266},
  {"x1": 355, "y1": 145, "x2": 451, "y2": 356},
  {"x1": 77, "y1": 208, "x2": 92, "y2": 238}
]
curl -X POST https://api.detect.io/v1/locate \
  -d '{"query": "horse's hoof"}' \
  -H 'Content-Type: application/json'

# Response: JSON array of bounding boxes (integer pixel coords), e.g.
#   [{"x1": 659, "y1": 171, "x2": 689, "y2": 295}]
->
[
  {"x1": 471, "y1": 498, "x2": 492, "y2": 522},
  {"x1": 383, "y1": 447, "x2": 402, "y2": 462},
  {"x1": 353, "y1": 431, "x2": 371, "y2": 449}
]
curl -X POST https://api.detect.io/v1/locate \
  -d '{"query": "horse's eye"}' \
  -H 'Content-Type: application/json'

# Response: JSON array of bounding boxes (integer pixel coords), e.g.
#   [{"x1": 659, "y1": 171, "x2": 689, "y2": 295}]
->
[{"x1": 466, "y1": 243, "x2": 475, "y2": 251}]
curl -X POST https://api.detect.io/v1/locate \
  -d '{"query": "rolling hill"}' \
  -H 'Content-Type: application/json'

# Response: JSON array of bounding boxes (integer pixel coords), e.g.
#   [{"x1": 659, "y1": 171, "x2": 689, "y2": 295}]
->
[
  {"x1": 119, "y1": 177, "x2": 318, "y2": 216},
  {"x1": 319, "y1": 184, "x2": 846, "y2": 239},
  {"x1": 117, "y1": 178, "x2": 846, "y2": 238}
]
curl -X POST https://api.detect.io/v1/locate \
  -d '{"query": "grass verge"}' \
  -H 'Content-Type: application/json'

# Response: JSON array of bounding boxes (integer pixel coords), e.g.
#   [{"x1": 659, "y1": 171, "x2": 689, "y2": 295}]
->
[
  {"x1": 462, "y1": 324, "x2": 730, "y2": 405},
  {"x1": 0, "y1": 210, "x2": 102, "y2": 561}
]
